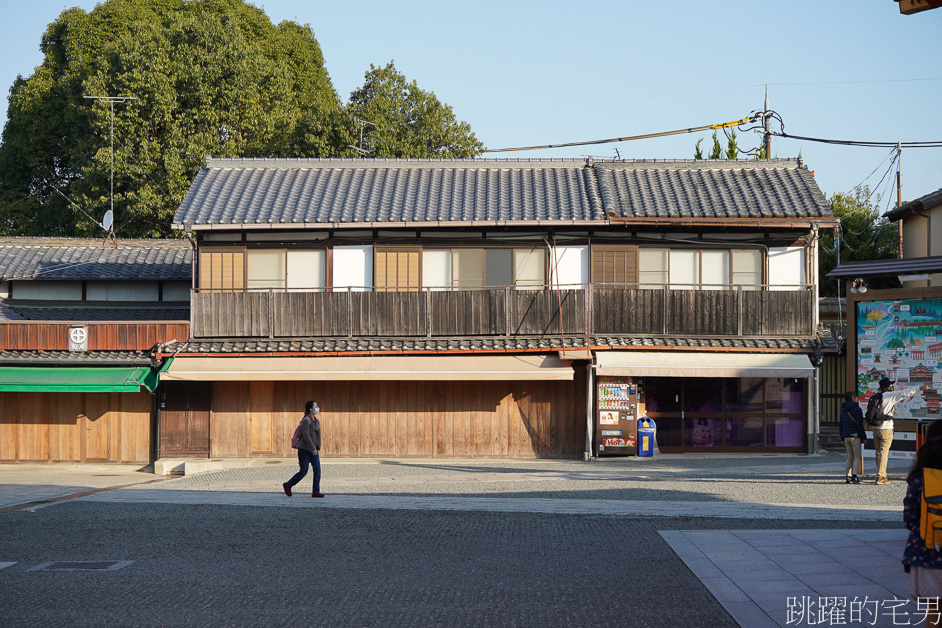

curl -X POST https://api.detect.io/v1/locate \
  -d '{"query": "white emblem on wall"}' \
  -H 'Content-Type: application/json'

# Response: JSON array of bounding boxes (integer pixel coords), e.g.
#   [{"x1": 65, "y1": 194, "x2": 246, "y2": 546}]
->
[{"x1": 68, "y1": 325, "x2": 88, "y2": 352}]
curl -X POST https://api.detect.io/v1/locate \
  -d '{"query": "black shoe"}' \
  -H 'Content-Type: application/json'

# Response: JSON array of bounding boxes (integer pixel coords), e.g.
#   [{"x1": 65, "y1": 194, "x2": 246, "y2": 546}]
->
[
  {"x1": 851, "y1": 475, "x2": 860, "y2": 484},
  {"x1": 845, "y1": 477, "x2": 852, "y2": 484}
]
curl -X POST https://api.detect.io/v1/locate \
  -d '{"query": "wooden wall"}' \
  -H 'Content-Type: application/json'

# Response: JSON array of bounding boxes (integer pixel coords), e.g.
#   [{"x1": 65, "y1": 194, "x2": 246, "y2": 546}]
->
[
  {"x1": 204, "y1": 371, "x2": 587, "y2": 459},
  {"x1": 0, "y1": 391, "x2": 152, "y2": 463},
  {"x1": 0, "y1": 322, "x2": 190, "y2": 351}
]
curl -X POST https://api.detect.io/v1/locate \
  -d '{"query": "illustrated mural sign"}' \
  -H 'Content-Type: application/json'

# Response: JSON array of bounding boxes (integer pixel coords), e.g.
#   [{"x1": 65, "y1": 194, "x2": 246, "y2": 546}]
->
[{"x1": 856, "y1": 298, "x2": 942, "y2": 419}]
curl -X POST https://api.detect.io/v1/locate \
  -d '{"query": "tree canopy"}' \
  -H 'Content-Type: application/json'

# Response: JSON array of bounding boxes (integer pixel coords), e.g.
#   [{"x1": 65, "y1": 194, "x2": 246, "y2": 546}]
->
[
  {"x1": 346, "y1": 62, "x2": 484, "y2": 159},
  {"x1": 0, "y1": 1, "x2": 484, "y2": 238},
  {"x1": 818, "y1": 186, "x2": 900, "y2": 297}
]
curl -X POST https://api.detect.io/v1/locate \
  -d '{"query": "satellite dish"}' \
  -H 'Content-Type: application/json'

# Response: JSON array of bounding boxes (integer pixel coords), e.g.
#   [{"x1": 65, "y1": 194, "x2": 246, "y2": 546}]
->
[{"x1": 101, "y1": 209, "x2": 113, "y2": 231}]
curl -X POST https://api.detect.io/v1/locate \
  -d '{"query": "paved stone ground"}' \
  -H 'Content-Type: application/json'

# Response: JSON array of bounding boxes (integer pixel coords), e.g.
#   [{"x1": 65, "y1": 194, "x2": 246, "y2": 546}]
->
[{"x1": 0, "y1": 453, "x2": 921, "y2": 627}]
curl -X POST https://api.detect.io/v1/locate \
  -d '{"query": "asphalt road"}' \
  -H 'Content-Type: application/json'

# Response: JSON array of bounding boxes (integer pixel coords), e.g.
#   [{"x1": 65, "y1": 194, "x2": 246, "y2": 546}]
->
[{"x1": 0, "y1": 454, "x2": 913, "y2": 627}]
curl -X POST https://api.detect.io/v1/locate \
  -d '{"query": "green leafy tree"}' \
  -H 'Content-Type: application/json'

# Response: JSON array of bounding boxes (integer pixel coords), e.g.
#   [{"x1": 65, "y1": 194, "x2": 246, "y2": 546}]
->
[
  {"x1": 818, "y1": 186, "x2": 900, "y2": 297},
  {"x1": 725, "y1": 129, "x2": 739, "y2": 159},
  {"x1": 0, "y1": 0, "x2": 350, "y2": 237},
  {"x1": 346, "y1": 62, "x2": 484, "y2": 159},
  {"x1": 694, "y1": 138, "x2": 704, "y2": 160},
  {"x1": 709, "y1": 131, "x2": 723, "y2": 159}
]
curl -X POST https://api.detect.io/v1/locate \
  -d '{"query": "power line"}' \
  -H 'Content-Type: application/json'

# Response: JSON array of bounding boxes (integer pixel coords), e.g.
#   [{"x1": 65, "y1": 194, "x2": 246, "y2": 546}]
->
[{"x1": 483, "y1": 115, "x2": 759, "y2": 153}]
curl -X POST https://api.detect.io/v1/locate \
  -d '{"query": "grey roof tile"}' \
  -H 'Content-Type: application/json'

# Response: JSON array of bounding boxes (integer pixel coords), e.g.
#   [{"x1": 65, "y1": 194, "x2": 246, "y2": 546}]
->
[
  {"x1": 0, "y1": 303, "x2": 25, "y2": 321},
  {"x1": 175, "y1": 158, "x2": 603, "y2": 227},
  {"x1": 0, "y1": 238, "x2": 192, "y2": 281},
  {"x1": 7, "y1": 304, "x2": 190, "y2": 321},
  {"x1": 595, "y1": 160, "x2": 831, "y2": 219},
  {"x1": 173, "y1": 157, "x2": 830, "y2": 228},
  {"x1": 174, "y1": 334, "x2": 824, "y2": 355},
  {"x1": 0, "y1": 350, "x2": 153, "y2": 366}
]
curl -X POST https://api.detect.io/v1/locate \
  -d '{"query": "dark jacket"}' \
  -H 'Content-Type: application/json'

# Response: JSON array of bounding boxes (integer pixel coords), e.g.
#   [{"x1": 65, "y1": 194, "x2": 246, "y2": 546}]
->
[
  {"x1": 296, "y1": 415, "x2": 322, "y2": 453},
  {"x1": 839, "y1": 400, "x2": 867, "y2": 441},
  {"x1": 903, "y1": 472, "x2": 942, "y2": 570}
]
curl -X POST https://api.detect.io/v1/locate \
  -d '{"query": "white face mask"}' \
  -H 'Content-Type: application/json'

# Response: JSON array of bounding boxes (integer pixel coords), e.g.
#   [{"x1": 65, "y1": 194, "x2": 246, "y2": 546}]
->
[{"x1": 312, "y1": 406, "x2": 320, "y2": 415}]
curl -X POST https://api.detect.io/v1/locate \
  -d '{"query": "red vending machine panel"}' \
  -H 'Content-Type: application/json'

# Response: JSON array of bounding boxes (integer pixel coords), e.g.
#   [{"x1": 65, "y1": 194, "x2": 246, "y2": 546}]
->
[{"x1": 597, "y1": 376, "x2": 640, "y2": 455}]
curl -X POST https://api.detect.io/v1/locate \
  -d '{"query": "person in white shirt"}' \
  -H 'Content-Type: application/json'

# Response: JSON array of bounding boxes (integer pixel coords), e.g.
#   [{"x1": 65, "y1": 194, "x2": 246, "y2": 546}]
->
[{"x1": 873, "y1": 377, "x2": 930, "y2": 485}]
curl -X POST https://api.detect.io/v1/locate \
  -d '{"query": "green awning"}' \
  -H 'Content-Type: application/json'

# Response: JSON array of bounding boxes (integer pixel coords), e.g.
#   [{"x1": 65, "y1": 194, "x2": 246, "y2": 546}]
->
[{"x1": 0, "y1": 366, "x2": 159, "y2": 393}]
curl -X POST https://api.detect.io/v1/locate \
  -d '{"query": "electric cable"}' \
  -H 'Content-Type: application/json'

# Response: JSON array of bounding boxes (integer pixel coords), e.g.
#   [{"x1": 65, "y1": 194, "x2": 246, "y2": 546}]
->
[{"x1": 483, "y1": 115, "x2": 760, "y2": 153}]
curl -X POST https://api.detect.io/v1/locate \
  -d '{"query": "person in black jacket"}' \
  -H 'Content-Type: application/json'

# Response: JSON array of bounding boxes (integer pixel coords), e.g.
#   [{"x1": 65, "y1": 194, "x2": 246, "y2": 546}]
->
[
  {"x1": 282, "y1": 400, "x2": 324, "y2": 498},
  {"x1": 840, "y1": 391, "x2": 868, "y2": 484}
]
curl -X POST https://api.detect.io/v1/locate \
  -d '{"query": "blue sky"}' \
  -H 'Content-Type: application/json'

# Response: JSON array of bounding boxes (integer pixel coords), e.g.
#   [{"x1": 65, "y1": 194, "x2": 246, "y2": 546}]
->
[{"x1": 2, "y1": 0, "x2": 941, "y2": 204}]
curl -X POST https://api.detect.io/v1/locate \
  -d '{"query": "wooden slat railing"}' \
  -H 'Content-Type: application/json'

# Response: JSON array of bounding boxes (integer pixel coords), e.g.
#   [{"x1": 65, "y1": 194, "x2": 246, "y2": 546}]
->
[{"x1": 190, "y1": 285, "x2": 815, "y2": 339}]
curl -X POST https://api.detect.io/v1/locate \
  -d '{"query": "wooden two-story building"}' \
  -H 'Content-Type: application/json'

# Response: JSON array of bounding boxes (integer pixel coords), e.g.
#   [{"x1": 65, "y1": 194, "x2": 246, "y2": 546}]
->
[
  {"x1": 0, "y1": 238, "x2": 190, "y2": 463},
  {"x1": 162, "y1": 157, "x2": 835, "y2": 460}
]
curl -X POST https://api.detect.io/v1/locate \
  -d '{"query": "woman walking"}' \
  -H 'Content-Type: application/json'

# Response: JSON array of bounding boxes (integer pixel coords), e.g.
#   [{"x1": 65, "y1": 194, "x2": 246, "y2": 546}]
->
[
  {"x1": 839, "y1": 391, "x2": 867, "y2": 484},
  {"x1": 903, "y1": 419, "x2": 942, "y2": 621},
  {"x1": 283, "y1": 400, "x2": 324, "y2": 498}
]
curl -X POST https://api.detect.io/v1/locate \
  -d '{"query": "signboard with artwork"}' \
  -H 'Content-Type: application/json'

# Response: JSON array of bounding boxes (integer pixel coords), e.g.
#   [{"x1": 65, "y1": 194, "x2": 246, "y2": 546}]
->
[{"x1": 856, "y1": 298, "x2": 942, "y2": 419}]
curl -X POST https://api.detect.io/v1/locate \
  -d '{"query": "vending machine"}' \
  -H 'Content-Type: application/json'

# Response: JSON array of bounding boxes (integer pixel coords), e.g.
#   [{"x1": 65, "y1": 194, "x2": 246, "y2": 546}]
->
[{"x1": 597, "y1": 376, "x2": 641, "y2": 455}]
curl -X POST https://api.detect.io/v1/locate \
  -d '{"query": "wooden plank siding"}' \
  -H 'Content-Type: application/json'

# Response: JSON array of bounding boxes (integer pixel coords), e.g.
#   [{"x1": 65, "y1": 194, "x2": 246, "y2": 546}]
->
[
  {"x1": 190, "y1": 287, "x2": 815, "y2": 339},
  {"x1": 0, "y1": 322, "x2": 189, "y2": 351},
  {"x1": 202, "y1": 373, "x2": 586, "y2": 459},
  {"x1": 0, "y1": 391, "x2": 152, "y2": 463}
]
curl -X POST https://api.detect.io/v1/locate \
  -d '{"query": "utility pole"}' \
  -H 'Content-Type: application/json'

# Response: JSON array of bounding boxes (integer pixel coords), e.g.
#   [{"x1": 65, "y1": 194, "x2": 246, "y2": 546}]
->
[
  {"x1": 897, "y1": 142, "x2": 903, "y2": 259},
  {"x1": 763, "y1": 85, "x2": 771, "y2": 159},
  {"x1": 83, "y1": 95, "x2": 136, "y2": 244}
]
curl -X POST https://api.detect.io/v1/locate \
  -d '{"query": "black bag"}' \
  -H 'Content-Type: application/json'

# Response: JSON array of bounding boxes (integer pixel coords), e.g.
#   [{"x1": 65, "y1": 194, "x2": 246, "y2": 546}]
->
[{"x1": 865, "y1": 392, "x2": 888, "y2": 428}]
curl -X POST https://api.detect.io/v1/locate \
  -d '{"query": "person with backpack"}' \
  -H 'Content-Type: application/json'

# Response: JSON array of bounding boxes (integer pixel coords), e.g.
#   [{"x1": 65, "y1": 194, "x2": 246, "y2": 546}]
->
[
  {"x1": 282, "y1": 400, "x2": 324, "y2": 498},
  {"x1": 839, "y1": 391, "x2": 868, "y2": 484},
  {"x1": 869, "y1": 377, "x2": 930, "y2": 485},
  {"x1": 902, "y1": 418, "x2": 942, "y2": 613}
]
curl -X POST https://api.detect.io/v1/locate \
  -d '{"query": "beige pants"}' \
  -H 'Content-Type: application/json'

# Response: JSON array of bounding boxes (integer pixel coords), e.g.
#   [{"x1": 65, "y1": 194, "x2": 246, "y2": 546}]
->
[
  {"x1": 872, "y1": 428, "x2": 893, "y2": 480},
  {"x1": 843, "y1": 437, "x2": 863, "y2": 476}
]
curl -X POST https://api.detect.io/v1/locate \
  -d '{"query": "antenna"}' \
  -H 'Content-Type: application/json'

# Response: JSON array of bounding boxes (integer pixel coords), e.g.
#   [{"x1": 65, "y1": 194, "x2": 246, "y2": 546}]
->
[
  {"x1": 347, "y1": 117, "x2": 375, "y2": 157},
  {"x1": 763, "y1": 85, "x2": 771, "y2": 158},
  {"x1": 83, "y1": 95, "x2": 136, "y2": 246}
]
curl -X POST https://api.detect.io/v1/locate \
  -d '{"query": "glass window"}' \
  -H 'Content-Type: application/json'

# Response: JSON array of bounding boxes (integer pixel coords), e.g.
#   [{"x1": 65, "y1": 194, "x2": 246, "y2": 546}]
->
[
  {"x1": 685, "y1": 417, "x2": 721, "y2": 447},
  {"x1": 639, "y1": 248, "x2": 668, "y2": 287},
  {"x1": 199, "y1": 250, "x2": 244, "y2": 291},
  {"x1": 453, "y1": 249, "x2": 483, "y2": 288},
  {"x1": 732, "y1": 249, "x2": 762, "y2": 290},
  {"x1": 642, "y1": 378, "x2": 680, "y2": 413},
  {"x1": 766, "y1": 378, "x2": 805, "y2": 413},
  {"x1": 653, "y1": 417, "x2": 682, "y2": 448},
  {"x1": 766, "y1": 417, "x2": 804, "y2": 447},
  {"x1": 724, "y1": 378, "x2": 764, "y2": 413},
  {"x1": 12, "y1": 280, "x2": 83, "y2": 300},
  {"x1": 768, "y1": 247, "x2": 805, "y2": 291},
  {"x1": 485, "y1": 249, "x2": 513, "y2": 288},
  {"x1": 514, "y1": 248, "x2": 545, "y2": 289},
  {"x1": 87, "y1": 281, "x2": 159, "y2": 301},
  {"x1": 684, "y1": 378, "x2": 721, "y2": 413},
  {"x1": 700, "y1": 250, "x2": 729, "y2": 289},
  {"x1": 286, "y1": 250, "x2": 326, "y2": 292},
  {"x1": 246, "y1": 250, "x2": 286, "y2": 290},
  {"x1": 725, "y1": 417, "x2": 764, "y2": 447},
  {"x1": 669, "y1": 250, "x2": 699, "y2": 290},
  {"x1": 162, "y1": 281, "x2": 191, "y2": 301},
  {"x1": 422, "y1": 250, "x2": 451, "y2": 290}
]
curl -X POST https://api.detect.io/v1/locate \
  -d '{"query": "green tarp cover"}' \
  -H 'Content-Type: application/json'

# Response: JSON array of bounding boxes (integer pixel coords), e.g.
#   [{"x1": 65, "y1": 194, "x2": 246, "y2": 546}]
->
[{"x1": 0, "y1": 366, "x2": 158, "y2": 393}]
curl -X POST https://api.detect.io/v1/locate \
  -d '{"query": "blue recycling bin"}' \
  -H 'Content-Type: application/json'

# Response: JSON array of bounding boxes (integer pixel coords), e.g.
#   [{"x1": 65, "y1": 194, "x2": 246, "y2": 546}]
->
[{"x1": 637, "y1": 417, "x2": 656, "y2": 457}]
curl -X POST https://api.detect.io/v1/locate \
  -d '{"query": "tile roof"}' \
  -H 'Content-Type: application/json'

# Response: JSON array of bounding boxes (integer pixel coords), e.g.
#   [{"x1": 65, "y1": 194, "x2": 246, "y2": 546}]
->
[
  {"x1": 5, "y1": 304, "x2": 190, "y2": 321},
  {"x1": 0, "y1": 238, "x2": 192, "y2": 281},
  {"x1": 884, "y1": 187, "x2": 942, "y2": 221},
  {"x1": 0, "y1": 350, "x2": 153, "y2": 366},
  {"x1": 174, "y1": 335, "x2": 825, "y2": 355},
  {"x1": 0, "y1": 303, "x2": 25, "y2": 321},
  {"x1": 826, "y1": 255, "x2": 942, "y2": 278},
  {"x1": 172, "y1": 157, "x2": 831, "y2": 229},
  {"x1": 595, "y1": 160, "x2": 831, "y2": 220}
]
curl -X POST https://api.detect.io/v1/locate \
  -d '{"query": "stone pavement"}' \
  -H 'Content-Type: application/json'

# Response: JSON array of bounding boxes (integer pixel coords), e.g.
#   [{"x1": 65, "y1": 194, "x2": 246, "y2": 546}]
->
[{"x1": 0, "y1": 455, "x2": 925, "y2": 627}]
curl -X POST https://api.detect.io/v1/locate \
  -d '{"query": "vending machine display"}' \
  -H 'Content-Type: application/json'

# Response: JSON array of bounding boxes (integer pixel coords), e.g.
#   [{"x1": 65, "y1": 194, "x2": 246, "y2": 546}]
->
[{"x1": 597, "y1": 376, "x2": 641, "y2": 455}]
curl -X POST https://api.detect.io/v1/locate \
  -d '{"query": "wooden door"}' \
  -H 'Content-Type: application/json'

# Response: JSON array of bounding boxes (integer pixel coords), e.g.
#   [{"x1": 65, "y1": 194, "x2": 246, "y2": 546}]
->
[{"x1": 161, "y1": 382, "x2": 211, "y2": 457}]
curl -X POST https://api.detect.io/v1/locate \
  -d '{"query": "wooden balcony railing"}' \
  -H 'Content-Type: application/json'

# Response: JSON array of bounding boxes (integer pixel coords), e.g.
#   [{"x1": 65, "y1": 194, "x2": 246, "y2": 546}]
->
[
  {"x1": 0, "y1": 322, "x2": 190, "y2": 352},
  {"x1": 190, "y1": 285, "x2": 815, "y2": 340}
]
